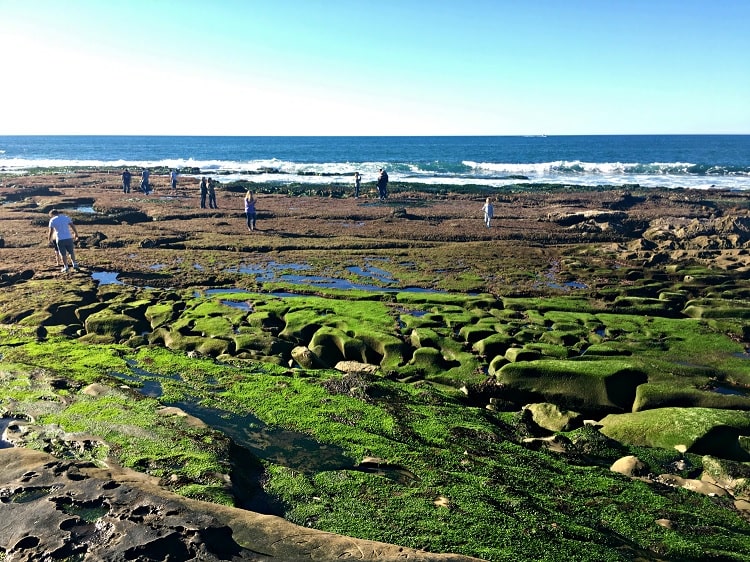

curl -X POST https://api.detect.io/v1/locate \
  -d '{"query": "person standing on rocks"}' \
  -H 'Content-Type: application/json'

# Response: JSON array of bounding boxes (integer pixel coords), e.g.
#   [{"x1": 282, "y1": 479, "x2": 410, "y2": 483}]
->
[
  {"x1": 199, "y1": 177, "x2": 208, "y2": 208},
  {"x1": 377, "y1": 168, "x2": 389, "y2": 200},
  {"x1": 244, "y1": 190, "x2": 257, "y2": 231},
  {"x1": 47, "y1": 209, "x2": 80, "y2": 273},
  {"x1": 207, "y1": 178, "x2": 218, "y2": 209},
  {"x1": 121, "y1": 169, "x2": 131, "y2": 193},
  {"x1": 141, "y1": 168, "x2": 151, "y2": 194},
  {"x1": 482, "y1": 197, "x2": 494, "y2": 228},
  {"x1": 169, "y1": 169, "x2": 178, "y2": 194},
  {"x1": 353, "y1": 171, "x2": 361, "y2": 198}
]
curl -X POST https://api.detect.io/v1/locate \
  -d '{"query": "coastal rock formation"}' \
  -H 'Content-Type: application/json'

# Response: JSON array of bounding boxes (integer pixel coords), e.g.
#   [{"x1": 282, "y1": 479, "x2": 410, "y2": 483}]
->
[
  {"x1": 0, "y1": 448, "x2": 480, "y2": 561},
  {"x1": 2, "y1": 175, "x2": 750, "y2": 560}
]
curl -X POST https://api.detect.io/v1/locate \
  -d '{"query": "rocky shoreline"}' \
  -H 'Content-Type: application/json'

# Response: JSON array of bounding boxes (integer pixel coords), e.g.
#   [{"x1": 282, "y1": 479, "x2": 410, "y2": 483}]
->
[{"x1": 1, "y1": 172, "x2": 750, "y2": 561}]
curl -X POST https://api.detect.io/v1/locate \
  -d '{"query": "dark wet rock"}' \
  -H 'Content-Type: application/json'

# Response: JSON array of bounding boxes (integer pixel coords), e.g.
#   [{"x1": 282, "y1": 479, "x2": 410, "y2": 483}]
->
[
  {"x1": 390, "y1": 207, "x2": 421, "y2": 220},
  {"x1": 322, "y1": 371, "x2": 375, "y2": 402},
  {"x1": 139, "y1": 234, "x2": 187, "y2": 248},
  {"x1": 605, "y1": 192, "x2": 646, "y2": 211},
  {"x1": 108, "y1": 209, "x2": 151, "y2": 224},
  {"x1": 521, "y1": 434, "x2": 573, "y2": 453},
  {"x1": 0, "y1": 268, "x2": 33, "y2": 287},
  {"x1": 77, "y1": 230, "x2": 107, "y2": 248},
  {"x1": 549, "y1": 210, "x2": 627, "y2": 227}
]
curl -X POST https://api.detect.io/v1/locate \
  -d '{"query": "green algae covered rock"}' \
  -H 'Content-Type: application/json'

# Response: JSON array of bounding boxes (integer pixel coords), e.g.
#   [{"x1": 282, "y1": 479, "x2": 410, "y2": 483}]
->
[
  {"x1": 145, "y1": 301, "x2": 178, "y2": 329},
  {"x1": 504, "y1": 347, "x2": 542, "y2": 363},
  {"x1": 193, "y1": 314, "x2": 235, "y2": 338},
  {"x1": 150, "y1": 327, "x2": 215, "y2": 355},
  {"x1": 599, "y1": 407, "x2": 750, "y2": 461},
  {"x1": 581, "y1": 343, "x2": 632, "y2": 357},
  {"x1": 409, "y1": 327, "x2": 441, "y2": 349},
  {"x1": 498, "y1": 359, "x2": 647, "y2": 413},
  {"x1": 74, "y1": 301, "x2": 110, "y2": 324},
  {"x1": 612, "y1": 296, "x2": 683, "y2": 316},
  {"x1": 701, "y1": 455, "x2": 750, "y2": 500},
  {"x1": 278, "y1": 308, "x2": 323, "y2": 342},
  {"x1": 538, "y1": 330, "x2": 582, "y2": 347},
  {"x1": 488, "y1": 354, "x2": 508, "y2": 376},
  {"x1": 409, "y1": 346, "x2": 448, "y2": 369},
  {"x1": 472, "y1": 332, "x2": 514, "y2": 358},
  {"x1": 356, "y1": 331, "x2": 406, "y2": 371},
  {"x1": 524, "y1": 343, "x2": 571, "y2": 359},
  {"x1": 233, "y1": 331, "x2": 293, "y2": 357},
  {"x1": 0, "y1": 278, "x2": 95, "y2": 325},
  {"x1": 291, "y1": 345, "x2": 322, "y2": 369},
  {"x1": 458, "y1": 324, "x2": 495, "y2": 343},
  {"x1": 196, "y1": 337, "x2": 232, "y2": 357},
  {"x1": 310, "y1": 326, "x2": 368, "y2": 367},
  {"x1": 84, "y1": 310, "x2": 144, "y2": 340},
  {"x1": 682, "y1": 298, "x2": 750, "y2": 319},
  {"x1": 633, "y1": 382, "x2": 750, "y2": 412},
  {"x1": 525, "y1": 402, "x2": 583, "y2": 432}
]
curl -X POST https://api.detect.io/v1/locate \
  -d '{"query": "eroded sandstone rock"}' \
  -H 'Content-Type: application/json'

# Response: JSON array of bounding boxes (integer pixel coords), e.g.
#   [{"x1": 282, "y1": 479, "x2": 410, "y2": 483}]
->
[{"x1": 0, "y1": 448, "x2": 480, "y2": 561}]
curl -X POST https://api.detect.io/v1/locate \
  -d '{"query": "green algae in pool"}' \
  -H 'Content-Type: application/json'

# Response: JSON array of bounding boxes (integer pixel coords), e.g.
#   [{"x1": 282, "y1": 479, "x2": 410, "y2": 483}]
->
[{"x1": 109, "y1": 368, "x2": 358, "y2": 475}]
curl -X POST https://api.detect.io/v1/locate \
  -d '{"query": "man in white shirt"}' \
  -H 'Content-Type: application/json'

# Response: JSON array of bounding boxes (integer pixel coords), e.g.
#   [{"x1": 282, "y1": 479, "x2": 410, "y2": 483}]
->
[{"x1": 48, "y1": 209, "x2": 80, "y2": 273}]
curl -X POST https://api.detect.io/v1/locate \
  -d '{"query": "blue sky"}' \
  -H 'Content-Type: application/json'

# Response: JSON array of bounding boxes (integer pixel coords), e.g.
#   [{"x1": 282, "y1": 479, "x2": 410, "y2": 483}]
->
[{"x1": 1, "y1": 0, "x2": 748, "y2": 135}]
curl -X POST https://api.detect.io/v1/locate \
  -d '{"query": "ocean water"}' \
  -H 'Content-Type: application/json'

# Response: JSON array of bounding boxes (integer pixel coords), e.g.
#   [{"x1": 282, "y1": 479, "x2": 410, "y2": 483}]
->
[{"x1": 1, "y1": 135, "x2": 749, "y2": 190}]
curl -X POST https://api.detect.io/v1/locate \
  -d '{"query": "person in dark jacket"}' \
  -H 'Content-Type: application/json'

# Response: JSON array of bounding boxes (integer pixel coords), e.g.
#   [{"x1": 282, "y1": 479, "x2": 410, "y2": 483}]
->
[
  {"x1": 121, "y1": 169, "x2": 131, "y2": 193},
  {"x1": 199, "y1": 177, "x2": 208, "y2": 208},
  {"x1": 207, "y1": 178, "x2": 218, "y2": 209},
  {"x1": 377, "y1": 168, "x2": 389, "y2": 200}
]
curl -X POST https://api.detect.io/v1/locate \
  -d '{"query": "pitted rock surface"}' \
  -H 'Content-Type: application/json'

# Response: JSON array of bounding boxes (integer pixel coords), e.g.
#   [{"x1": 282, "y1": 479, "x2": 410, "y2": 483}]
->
[{"x1": 0, "y1": 448, "x2": 480, "y2": 561}]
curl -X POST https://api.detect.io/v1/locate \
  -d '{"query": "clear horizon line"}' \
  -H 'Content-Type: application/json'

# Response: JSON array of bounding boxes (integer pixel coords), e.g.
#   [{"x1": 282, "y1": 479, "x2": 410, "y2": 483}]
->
[{"x1": 1, "y1": 132, "x2": 749, "y2": 138}]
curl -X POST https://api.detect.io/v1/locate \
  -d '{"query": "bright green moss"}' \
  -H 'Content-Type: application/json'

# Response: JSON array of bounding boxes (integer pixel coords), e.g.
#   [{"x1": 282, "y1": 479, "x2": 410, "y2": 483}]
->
[{"x1": 599, "y1": 407, "x2": 750, "y2": 459}]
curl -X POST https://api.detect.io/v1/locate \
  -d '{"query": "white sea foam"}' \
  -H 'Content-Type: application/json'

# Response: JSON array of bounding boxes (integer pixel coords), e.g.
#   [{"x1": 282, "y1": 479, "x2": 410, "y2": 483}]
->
[{"x1": 2, "y1": 157, "x2": 749, "y2": 190}]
